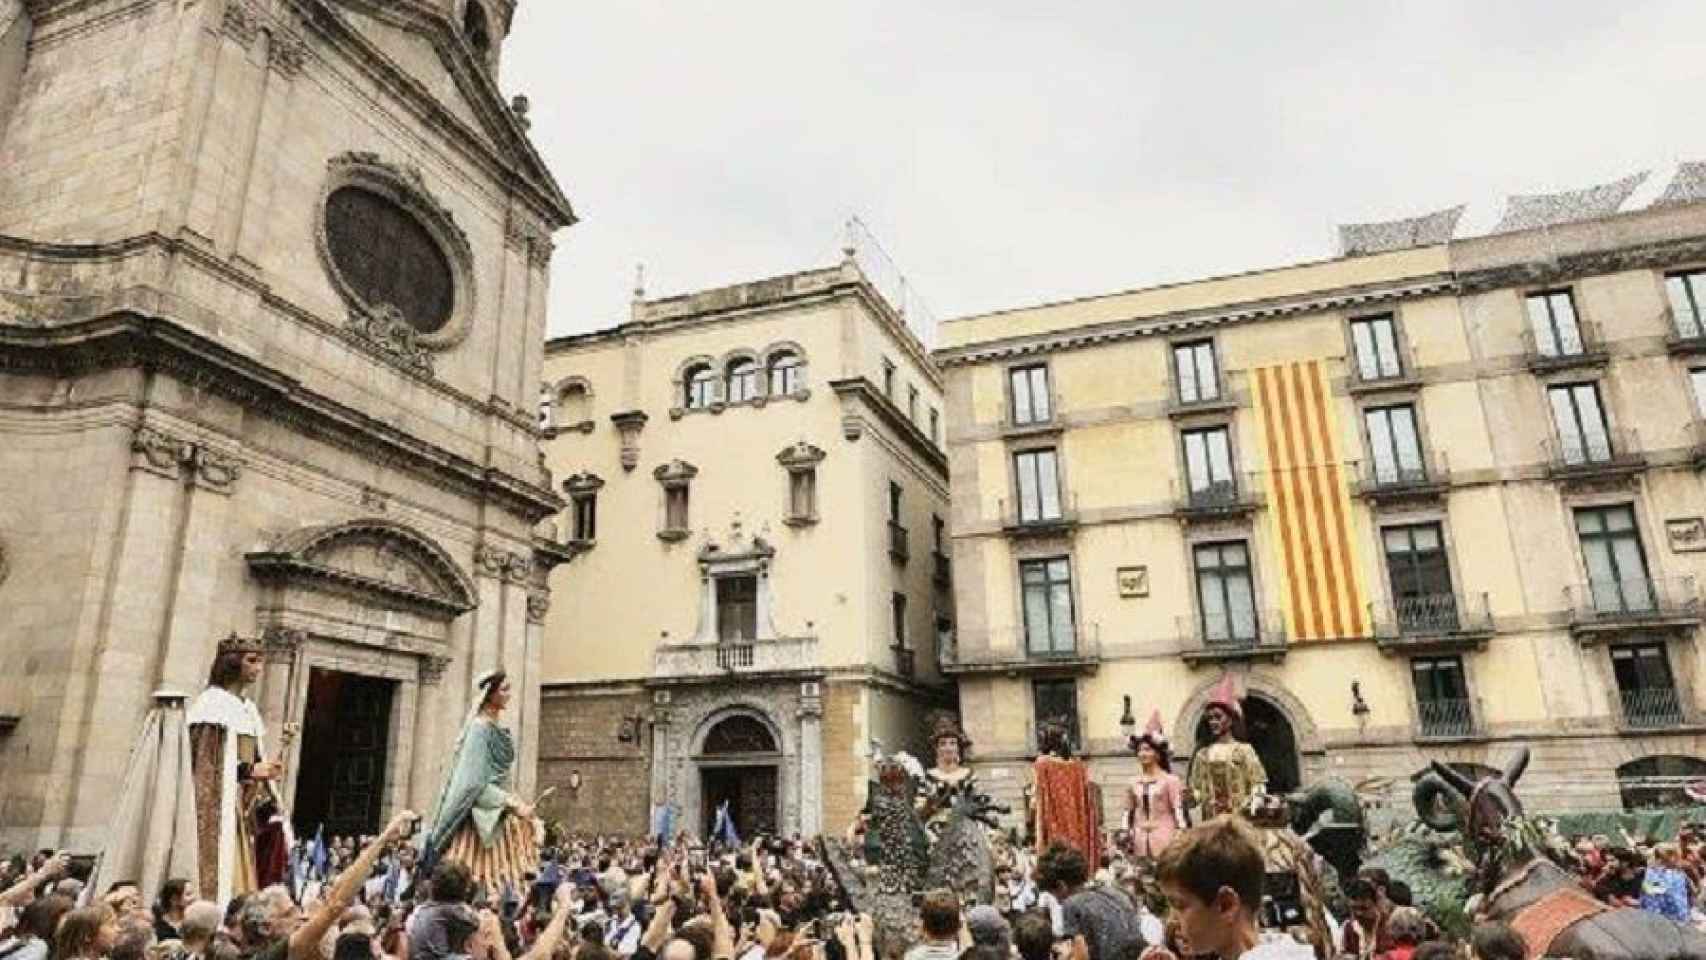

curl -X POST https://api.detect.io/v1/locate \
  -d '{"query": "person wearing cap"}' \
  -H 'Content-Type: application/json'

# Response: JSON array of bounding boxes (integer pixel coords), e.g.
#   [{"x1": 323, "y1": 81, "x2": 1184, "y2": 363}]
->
[
  {"x1": 1126, "y1": 710, "x2": 1186, "y2": 861},
  {"x1": 419, "y1": 670, "x2": 542, "y2": 892}
]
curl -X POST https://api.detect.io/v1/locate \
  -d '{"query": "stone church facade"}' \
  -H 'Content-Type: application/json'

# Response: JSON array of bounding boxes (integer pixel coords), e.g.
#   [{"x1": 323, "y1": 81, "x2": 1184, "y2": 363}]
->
[{"x1": 0, "y1": 0, "x2": 573, "y2": 851}]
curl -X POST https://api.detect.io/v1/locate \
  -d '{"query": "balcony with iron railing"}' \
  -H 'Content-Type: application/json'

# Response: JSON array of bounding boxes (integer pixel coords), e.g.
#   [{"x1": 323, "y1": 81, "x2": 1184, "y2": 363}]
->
[
  {"x1": 891, "y1": 645, "x2": 916, "y2": 679},
  {"x1": 1171, "y1": 473, "x2": 1263, "y2": 523},
  {"x1": 1162, "y1": 376, "x2": 1238, "y2": 418},
  {"x1": 1416, "y1": 697, "x2": 1478, "y2": 740},
  {"x1": 1346, "y1": 356, "x2": 1422, "y2": 395},
  {"x1": 888, "y1": 520, "x2": 909, "y2": 564},
  {"x1": 1565, "y1": 576, "x2": 1701, "y2": 641},
  {"x1": 932, "y1": 550, "x2": 951, "y2": 587},
  {"x1": 653, "y1": 635, "x2": 821, "y2": 682},
  {"x1": 1177, "y1": 609, "x2": 1287, "y2": 665},
  {"x1": 1000, "y1": 492, "x2": 1080, "y2": 538},
  {"x1": 1619, "y1": 686, "x2": 1687, "y2": 730},
  {"x1": 939, "y1": 623, "x2": 1102, "y2": 676},
  {"x1": 1542, "y1": 428, "x2": 1647, "y2": 482},
  {"x1": 1374, "y1": 591, "x2": 1494, "y2": 653},
  {"x1": 1354, "y1": 452, "x2": 1451, "y2": 505},
  {"x1": 1522, "y1": 318, "x2": 1608, "y2": 373}
]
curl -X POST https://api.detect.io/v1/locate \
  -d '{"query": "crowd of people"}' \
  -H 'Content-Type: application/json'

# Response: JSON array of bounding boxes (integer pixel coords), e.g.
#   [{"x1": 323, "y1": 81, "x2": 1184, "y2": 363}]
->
[{"x1": 9, "y1": 809, "x2": 1706, "y2": 960}]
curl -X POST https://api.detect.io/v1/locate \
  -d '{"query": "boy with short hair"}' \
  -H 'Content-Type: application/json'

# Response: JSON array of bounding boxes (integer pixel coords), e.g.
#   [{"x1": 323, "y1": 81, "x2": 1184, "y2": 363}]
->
[{"x1": 1155, "y1": 817, "x2": 1268, "y2": 960}]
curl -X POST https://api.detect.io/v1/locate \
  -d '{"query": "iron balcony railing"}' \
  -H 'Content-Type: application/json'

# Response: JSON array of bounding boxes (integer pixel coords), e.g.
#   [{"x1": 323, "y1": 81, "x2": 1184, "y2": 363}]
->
[
  {"x1": 1416, "y1": 697, "x2": 1476, "y2": 739},
  {"x1": 1347, "y1": 355, "x2": 1417, "y2": 389},
  {"x1": 939, "y1": 623, "x2": 1102, "y2": 674},
  {"x1": 1177, "y1": 609, "x2": 1288, "y2": 663},
  {"x1": 891, "y1": 645, "x2": 916, "y2": 679},
  {"x1": 1620, "y1": 686, "x2": 1686, "y2": 729},
  {"x1": 1375, "y1": 591, "x2": 1493, "y2": 638},
  {"x1": 1542, "y1": 428, "x2": 1646, "y2": 477},
  {"x1": 654, "y1": 636, "x2": 820, "y2": 680},
  {"x1": 1522, "y1": 317, "x2": 1608, "y2": 370},
  {"x1": 1565, "y1": 576, "x2": 1699, "y2": 625},
  {"x1": 1171, "y1": 472, "x2": 1264, "y2": 520},
  {"x1": 888, "y1": 520, "x2": 909, "y2": 563},
  {"x1": 999, "y1": 492, "x2": 1080, "y2": 532},
  {"x1": 1356, "y1": 452, "x2": 1450, "y2": 499}
]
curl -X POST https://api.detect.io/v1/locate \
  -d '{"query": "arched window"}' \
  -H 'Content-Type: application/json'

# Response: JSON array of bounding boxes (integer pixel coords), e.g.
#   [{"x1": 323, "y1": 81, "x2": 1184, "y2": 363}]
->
[
  {"x1": 768, "y1": 350, "x2": 804, "y2": 395},
  {"x1": 702, "y1": 715, "x2": 779, "y2": 755},
  {"x1": 684, "y1": 364, "x2": 717, "y2": 409},
  {"x1": 1617, "y1": 755, "x2": 1706, "y2": 810},
  {"x1": 558, "y1": 382, "x2": 591, "y2": 426},
  {"x1": 463, "y1": 2, "x2": 492, "y2": 60},
  {"x1": 726, "y1": 358, "x2": 759, "y2": 403}
]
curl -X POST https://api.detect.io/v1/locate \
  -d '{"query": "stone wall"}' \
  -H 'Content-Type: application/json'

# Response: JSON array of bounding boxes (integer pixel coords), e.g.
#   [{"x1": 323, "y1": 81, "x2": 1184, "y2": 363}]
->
[
  {"x1": 820, "y1": 681, "x2": 864, "y2": 833},
  {"x1": 538, "y1": 686, "x2": 652, "y2": 836}
]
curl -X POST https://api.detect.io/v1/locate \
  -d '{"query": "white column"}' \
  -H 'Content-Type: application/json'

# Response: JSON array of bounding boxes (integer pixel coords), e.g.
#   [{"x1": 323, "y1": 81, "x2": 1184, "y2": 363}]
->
[
  {"x1": 798, "y1": 684, "x2": 823, "y2": 837},
  {"x1": 410, "y1": 656, "x2": 453, "y2": 811}
]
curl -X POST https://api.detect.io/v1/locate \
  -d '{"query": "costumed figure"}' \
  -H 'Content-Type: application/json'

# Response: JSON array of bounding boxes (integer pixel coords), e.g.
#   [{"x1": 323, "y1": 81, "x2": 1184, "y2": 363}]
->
[
  {"x1": 1031, "y1": 718, "x2": 1102, "y2": 872},
  {"x1": 920, "y1": 716, "x2": 976, "y2": 832},
  {"x1": 420, "y1": 670, "x2": 543, "y2": 891},
  {"x1": 188, "y1": 635, "x2": 295, "y2": 905},
  {"x1": 1188, "y1": 674, "x2": 1267, "y2": 820},
  {"x1": 1125, "y1": 710, "x2": 1186, "y2": 861}
]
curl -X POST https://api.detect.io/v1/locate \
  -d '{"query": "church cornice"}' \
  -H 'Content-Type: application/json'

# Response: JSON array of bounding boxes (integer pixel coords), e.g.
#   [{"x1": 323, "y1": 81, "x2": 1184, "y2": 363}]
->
[
  {"x1": 291, "y1": 0, "x2": 575, "y2": 229},
  {"x1": 0, "y1": 304, "x2": 565, "y2": 524}
]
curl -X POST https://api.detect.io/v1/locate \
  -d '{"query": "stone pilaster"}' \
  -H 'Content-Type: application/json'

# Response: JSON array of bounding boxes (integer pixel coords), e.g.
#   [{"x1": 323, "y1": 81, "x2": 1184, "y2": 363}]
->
[
  {"x1": 410, "y1": 654, "x2": 454, "y2": 811},
  {"x1": 798, "y1": 683, "x2": 824, "y2": 837}
]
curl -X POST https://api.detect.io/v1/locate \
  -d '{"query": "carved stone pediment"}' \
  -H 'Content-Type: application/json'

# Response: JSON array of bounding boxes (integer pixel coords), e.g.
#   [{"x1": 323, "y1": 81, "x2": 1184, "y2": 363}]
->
[{"x1": 247, "y1": 518, "x2": 478, "y2": 619}]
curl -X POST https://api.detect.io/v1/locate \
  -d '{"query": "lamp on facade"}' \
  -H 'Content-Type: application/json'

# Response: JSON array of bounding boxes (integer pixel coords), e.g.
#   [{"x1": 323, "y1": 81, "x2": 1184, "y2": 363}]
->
[
  {"x1": 1351, "y1": 681, "x2": 1371, "y2": 726},
  {"x1": 1118, "y1": 695, "x2": 1137, "y2": 742}
]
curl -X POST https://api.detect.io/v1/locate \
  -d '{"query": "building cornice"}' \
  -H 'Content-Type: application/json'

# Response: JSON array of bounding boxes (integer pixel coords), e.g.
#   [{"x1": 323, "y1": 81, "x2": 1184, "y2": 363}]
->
[
  {"x1": 0, "y1": 310, "x2": 565, "y2": 523},
  {"x1": 829, "y1": 376, "x2": 948, "y2": 480},
  {"x1": 932, "y1": 274, "x2": 1458, "y2": 368},
  {"x1": 1454, "y1": 234, "x2": 1706, "y2": 294}
]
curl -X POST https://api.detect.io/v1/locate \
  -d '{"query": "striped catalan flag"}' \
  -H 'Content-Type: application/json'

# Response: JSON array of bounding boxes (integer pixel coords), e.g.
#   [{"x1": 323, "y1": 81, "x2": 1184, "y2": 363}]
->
[{"x1": 1251, "y1": 360, "x2": 1368, "y2": 641}]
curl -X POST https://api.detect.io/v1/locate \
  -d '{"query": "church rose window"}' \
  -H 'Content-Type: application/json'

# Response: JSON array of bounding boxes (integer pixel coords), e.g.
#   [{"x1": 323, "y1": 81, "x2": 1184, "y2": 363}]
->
[{"x1": 325, "y1": 186, "x2": 455, "y2": 334}]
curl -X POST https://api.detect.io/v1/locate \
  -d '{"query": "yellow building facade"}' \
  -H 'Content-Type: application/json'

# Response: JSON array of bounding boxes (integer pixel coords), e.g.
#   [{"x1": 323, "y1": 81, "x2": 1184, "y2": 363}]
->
[
  {"x1": 537, "y1": 259, "x2": 951, "y2": 838},
  {"x1": 937, "y1": 187, "x2": 1706, "y2": 816}
]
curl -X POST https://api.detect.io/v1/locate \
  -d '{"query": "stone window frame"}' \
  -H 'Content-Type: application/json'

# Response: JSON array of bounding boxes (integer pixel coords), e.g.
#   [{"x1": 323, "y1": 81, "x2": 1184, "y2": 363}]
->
[
  {"x1": 654, "y1": 459, "x2": 698, "y2": 542},
  {"x1": 1013, "y1": 551, "x2": 1081, "y2": 656},
  {"x1": 1168, "y1": 335, "x2": 1228, "y2": 405},
  {"x1": 1005, "y1": 360, "x2": 1056, "y2": 430},
  {"x1": 764, "y1": 342, "x2": 811, "y2": 400},
  {"x1": 723, "y1": 349, "x2": 762, "y2": 405},
  {"x1": 1353, "y1": 390, "x2": 1441, "y2": 488},
  {"x1": 315, "y1": 152, "x2": 477, "y2": 351},
  {"x1": 1181, "y1": 535, "x2": 1266, "y2": 645},
  {"x1": 1173, "y1": 416, "x2": 1252, "y2": 517},
  {"x1": 776, "y1": 441, "x2": 826, "y2": 527},
  {"x1": 1342, "y1": 308, "x2": 1420, "y2": 389},
  {"x1": 546, "y1": 375, "x2": 596, "y2": 436},
  {"x1": 689, "y1": 535, "x2": 780, "y2": 644},
  {"x1": 564, "y1": 472, "x2": 604, "y2": 546}
]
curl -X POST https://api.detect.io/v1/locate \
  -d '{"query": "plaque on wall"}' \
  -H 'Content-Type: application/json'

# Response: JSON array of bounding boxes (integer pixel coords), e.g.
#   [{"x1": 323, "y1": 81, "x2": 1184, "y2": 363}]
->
[
  {"x1": 1667, "y1": 517, "x2": 1706, "y2": 553},
  {"x1": 1117, "y1": 565, "x2": 1149, "y2": 598}
]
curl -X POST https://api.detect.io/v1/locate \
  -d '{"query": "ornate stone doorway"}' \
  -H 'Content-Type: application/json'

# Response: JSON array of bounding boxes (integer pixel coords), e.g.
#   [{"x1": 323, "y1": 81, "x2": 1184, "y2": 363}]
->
[
  {"x1": 293, "y1": 668, "x2": 397, "y2": 837},
  {"x1": 696, "y1": 713, "x2": 782, "y2": 838},
  {"x1": 1192, "y1": 694, "x2": 1300, "y2": 793}
]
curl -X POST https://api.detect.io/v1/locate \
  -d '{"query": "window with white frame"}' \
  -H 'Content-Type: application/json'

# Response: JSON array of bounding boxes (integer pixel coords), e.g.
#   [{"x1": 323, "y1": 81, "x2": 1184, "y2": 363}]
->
[
  {"x1": 1182, "y1": 426, "x2": 1236, "y2": 504},
  {"x1": 726, "y1": 358, "x2": 759, "y2": 403},
  {"x1": 684, "y1": 364, "x2": 717, "y2": 409},
  {"x1": 768, "y1": 350, "x2": 804, "y2": 395},
  {"x1": 1364, "y1": 404, "x2": 1425, "y2": 484},
  {"x1": 1194, "y1": 541, "x2": 1257, "y2": 643},
  {"x1": 1020, "y1": 557, "x2": 1075, "y2": 655}
]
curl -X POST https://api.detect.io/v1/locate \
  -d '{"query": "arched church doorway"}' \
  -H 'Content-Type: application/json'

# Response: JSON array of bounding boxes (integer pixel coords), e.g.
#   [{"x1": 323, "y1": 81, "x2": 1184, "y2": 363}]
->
[
  {"x1": 292, "y1": 667, "x2": 398, "y2": 837},
  {"x1": 698, "y1": 714, "x2": 780, "y2": 840},
  {"x1": 1194, "y1": 694, "x2": 1300, "y2": 794}
]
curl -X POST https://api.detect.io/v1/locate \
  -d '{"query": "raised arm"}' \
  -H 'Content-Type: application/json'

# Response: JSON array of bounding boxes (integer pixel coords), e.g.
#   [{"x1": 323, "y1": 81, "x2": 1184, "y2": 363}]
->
[
  {"x1": 290, "y1": 811, "x2": 416, "y2": 960},
  {"x1": 517, "y1": 884, "x2": 577, "y2": 960},
  {"x1": 0, "y1": 853, "x2": 67, "y2": 907}
]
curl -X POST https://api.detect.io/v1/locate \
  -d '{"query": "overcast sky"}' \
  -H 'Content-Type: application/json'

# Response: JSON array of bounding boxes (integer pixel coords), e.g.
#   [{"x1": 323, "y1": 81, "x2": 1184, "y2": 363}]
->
[{"x1": 501, "y1": 2, "x2": 1706, "y2": 340}]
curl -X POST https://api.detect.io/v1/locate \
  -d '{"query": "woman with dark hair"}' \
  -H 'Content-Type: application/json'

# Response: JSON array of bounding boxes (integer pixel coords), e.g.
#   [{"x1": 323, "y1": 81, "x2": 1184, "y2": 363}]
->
[
  {"x1": 420, "y1": 671, "x2": 541, "y2": 891},
  {"x1": 153, "y1": 877, "x2": 192, "y2": 942},
  {"x1": 1125, "y1": 710, "x2": 1185, "y2": 860}
]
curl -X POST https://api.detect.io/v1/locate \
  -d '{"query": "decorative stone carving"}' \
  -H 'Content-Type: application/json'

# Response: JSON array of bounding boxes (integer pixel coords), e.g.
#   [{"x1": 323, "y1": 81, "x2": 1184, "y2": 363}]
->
[
  {"x1": 260, "y1": 625, "x2": 306, "y2": 663},
  {"x1": 247, "y1": 519, "x2": 478, "y2": 618},
  {"x1": 420, "y1": 654, "x2": 454, "y2": 685},
  {"x1": 474, "y1": 543, "x2": 533, "y2": 582},
  {"x1": 268, "y1": 34, "x2": 307, "y2": 78},
  {"x1": 526, "y1": 591, "x2": 550, "y2": 624},
  {"x1": 654, "y1": 459, "x2": 698, "y2": 488},
  {"x1": 131, "y1": 426, "x2": 192, "y2": 478},
  {"x1": 221, "y1": 0, "x2": 261, "y2": 47},
  {"x1": 610, "y1": 410, "x2": 649, "y2": 471},
  {"x1": 527, "y1": 235, "x2": 555, "y2": 269},
  {"x1": 564, "y1": 472, "x2": 604, "y2": 497},
  {"x1": 841, "y1": 414, "x2": 865, "y2": 442},
  {"x1": 775, "y1": 441, "x2": 827, "y2": 472},
  {"x1": 1493, "y1": 171, "x2": 1648, "y2": 234},
  {"x1": 361, "y1": 486, "x2": 390, "y2": 512},
  {"x1": 318, "y1": 153, "x2": 477, "y2": 355},
  {"x1": 345, "y1": 305, "x2": 434, "y2": 375},
  {"x1": 191, "y1": 445, "x2": 243, "y2": 493}
]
